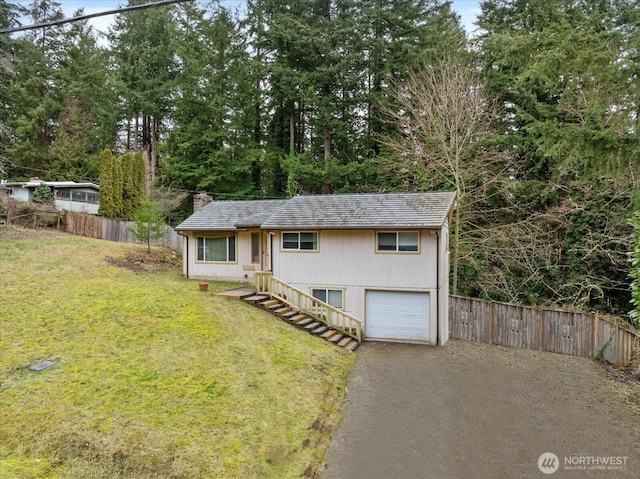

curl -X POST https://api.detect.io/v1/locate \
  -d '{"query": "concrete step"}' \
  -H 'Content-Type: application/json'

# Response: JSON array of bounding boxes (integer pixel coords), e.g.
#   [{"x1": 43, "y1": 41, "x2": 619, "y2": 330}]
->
[{"x1": 243, "y1": 295, "x2": 269, "y2": 303}]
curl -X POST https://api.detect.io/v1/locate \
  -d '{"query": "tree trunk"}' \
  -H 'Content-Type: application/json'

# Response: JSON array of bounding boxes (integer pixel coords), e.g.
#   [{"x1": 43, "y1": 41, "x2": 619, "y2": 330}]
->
[
  {"x1": 452, "y1": 198, "x2": 460, "y2": 295},
  {"x1": 324, "y1": 129, "x2": 331, "y2": 161},
  {"x1": 142, "y1": 149, "x2": 152, "y2": 193},
  {"x1": 289, "y1": 102, "x2": 295, "y2": 156},
  {"x1": 134, "y1": 114, "x2": 139, "y2": 151},
  {"x1": 150, "y1": 117, "x2": 158, "y2": 189}
]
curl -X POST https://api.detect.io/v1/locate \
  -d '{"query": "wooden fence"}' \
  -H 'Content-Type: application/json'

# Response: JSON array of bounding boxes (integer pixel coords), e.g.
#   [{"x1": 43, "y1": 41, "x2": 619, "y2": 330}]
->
[
  {"x1": 449, "y1": 295, "x2": 639, "y2": 366},
  {"x1": 64, "y1": 212, "x2": 182, "y2": 252}
]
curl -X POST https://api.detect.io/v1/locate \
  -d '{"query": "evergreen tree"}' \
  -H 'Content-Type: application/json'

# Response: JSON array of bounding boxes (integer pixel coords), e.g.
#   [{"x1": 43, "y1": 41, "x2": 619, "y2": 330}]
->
[
  {"x1": 110, "y1": 0, "x2": 178, "y2": 191},
  {"x1": 32, "y1": 183, "x2": 54, "y2": 204},
  {"x1": 50, "y1": 14, "x2": 117, "y2": 181},
  {"x1": 132, "y1": 151, "x2": 146, "y2": 203},
  {"x1": 166, "y1": 3, "x2": 261, "y2": 199},
  {"x1": 474, "y1": 0, "x2": 637, "y2": 312},
  {"x1": 50, "y1": 95, "x2": 99, "y2": 180},
  {"x1": 0, "y1": 0, "x2": 20, "y2": 175},
  {"x1": 98, "y1": 148, "x2": 123, "y2": 218},
  {"x1": 259, "y1": 0, "x2": 466, "y2": 194},
  {"x1": 7, "y1": 0, "x2": 66, "y2": 176},
  {"x1": 121, "y1": 152, "x2": 136, "y2": 219},
  {"x1": 129, "y1": 198, "x2": 166, "y2": 253}
]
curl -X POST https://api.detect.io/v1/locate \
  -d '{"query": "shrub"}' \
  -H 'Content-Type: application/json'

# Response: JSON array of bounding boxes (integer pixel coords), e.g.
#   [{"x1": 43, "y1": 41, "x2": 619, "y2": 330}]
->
[{"x1": 32, "y1": 184, "x2": 54, "y2": 204}]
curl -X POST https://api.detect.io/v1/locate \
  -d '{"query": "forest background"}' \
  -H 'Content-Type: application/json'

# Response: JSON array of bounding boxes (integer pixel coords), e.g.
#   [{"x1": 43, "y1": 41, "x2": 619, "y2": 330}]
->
[{"x1": 1, "y1": 0, "x2": 638, "y2": 321}]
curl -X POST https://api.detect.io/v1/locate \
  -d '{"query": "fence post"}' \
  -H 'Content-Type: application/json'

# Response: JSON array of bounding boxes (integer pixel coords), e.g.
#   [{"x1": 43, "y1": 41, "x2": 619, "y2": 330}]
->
[
  {"x1": 541, "y1": 310, "x2": 546, "y2": 351},
  {"x1": 491, "y1": 302, "x2": 496, "y2": 344},
  {"x1": 591, "y1": 313, "x2": 597, "y2": 357}
]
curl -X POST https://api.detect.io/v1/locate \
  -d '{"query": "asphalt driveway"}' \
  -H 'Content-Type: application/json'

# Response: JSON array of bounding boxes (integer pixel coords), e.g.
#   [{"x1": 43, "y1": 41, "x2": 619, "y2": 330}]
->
[{"x1": 322, "y1": 340, "x2": 640, "y2": 479}]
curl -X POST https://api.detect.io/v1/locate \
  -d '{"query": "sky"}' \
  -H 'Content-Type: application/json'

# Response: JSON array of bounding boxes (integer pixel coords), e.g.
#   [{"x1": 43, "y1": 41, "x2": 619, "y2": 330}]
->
[{"x1": 12, "y1": 0, "x2": 482, "y2": 38}]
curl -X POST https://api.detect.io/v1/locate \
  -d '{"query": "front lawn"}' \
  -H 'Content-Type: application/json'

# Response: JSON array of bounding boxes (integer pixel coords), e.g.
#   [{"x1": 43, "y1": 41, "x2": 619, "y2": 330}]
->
[{"x1": 0, "y1": 230, "x2": 355, "y2": 478}]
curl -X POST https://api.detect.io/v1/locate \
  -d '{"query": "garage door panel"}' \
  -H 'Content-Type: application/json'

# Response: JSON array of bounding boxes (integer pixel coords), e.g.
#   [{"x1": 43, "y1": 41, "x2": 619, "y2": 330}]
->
[{"x1": 366, "y1": 291, "x2": 430, "y2": 342}]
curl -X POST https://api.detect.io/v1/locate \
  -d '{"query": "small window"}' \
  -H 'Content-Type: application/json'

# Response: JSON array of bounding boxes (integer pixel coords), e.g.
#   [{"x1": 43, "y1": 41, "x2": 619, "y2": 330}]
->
[
  {"x1": 311, "y1": 288, "x2": 344, "y2": 309},
  {"x1": 376, "y1": 231, "x2": 419, "y2": 252},
  {"x1": 197, "y1": 236, "x2": 236, "y2": 262},
  {"x1": 87, "y1": 193, "x2": 100, "y2": 204},
  {"x1": 282, "y1": 232, "x2": 318, "y2": 251}
]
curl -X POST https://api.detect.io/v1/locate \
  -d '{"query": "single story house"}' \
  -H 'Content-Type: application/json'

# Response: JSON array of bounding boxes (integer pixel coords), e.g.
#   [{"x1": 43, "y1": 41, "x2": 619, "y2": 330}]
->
[
  {"x1": 1, "y1": 178, "x2": 100, "y2": 215},
  {"x1": 175, "y1": 192, "x2": 456, "y2": 345}
]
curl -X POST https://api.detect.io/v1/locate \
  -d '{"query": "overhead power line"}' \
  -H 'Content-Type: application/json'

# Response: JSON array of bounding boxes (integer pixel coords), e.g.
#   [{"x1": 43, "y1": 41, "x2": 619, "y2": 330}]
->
[{"x1": 0, "y1": 0, "x2": 194, "y2": 35}]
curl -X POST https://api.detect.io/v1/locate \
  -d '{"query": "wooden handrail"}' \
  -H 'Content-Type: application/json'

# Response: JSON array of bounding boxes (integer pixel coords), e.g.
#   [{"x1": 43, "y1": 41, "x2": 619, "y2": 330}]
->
[{"x1": 254, "y1": 271, "x2": 362, "y2": 342}]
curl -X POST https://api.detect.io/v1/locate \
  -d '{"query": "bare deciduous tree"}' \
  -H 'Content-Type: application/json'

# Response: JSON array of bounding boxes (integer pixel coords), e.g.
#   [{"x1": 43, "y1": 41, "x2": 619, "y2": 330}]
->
[
  {"x1": 382, "y1": 56, "x2": 508, "y2": 294},
  {"x1": 150, "y1": 186, "x2": 189, "y2": 221}
]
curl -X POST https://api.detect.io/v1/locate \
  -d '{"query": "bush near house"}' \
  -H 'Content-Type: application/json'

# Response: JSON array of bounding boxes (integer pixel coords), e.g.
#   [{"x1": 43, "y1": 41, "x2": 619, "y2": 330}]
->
[
  {"x1": 0, "y1": 232, "x2": 355, "y2": 479},
  {"x1": 32, "y1": 183, "x2": 54, "y2": 204}
]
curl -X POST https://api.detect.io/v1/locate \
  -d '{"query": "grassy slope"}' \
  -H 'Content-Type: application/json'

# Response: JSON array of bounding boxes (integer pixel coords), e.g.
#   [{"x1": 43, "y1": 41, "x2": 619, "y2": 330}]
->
[{"x1": 0, "y1": 233, "x2": 355, "y2": 479}]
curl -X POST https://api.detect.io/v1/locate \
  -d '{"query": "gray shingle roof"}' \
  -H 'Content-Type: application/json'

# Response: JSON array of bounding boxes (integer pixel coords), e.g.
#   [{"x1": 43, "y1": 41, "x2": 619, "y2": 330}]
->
[
  {"x1": 176, "y1": 192, "x2": 456, "y2": 231},
  {"x1": 262, "y1": 192, "x2": 456, "y2": 230},
  {"x1": 175, "y1": 199, "x2": 288, "y2": 231}
]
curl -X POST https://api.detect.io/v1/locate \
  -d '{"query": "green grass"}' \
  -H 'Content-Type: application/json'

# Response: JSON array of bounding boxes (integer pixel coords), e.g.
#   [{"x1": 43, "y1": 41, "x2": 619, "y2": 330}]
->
[{"x1": 0, "y1": 232, "x2": 356, "y2": 479}]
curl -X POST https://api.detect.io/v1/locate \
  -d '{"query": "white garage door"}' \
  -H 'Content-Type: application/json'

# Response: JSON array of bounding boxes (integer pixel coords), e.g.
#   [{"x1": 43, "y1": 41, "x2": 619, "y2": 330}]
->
[{"x1": 365, "y1": 290, "x2": 430, "y2": 342}]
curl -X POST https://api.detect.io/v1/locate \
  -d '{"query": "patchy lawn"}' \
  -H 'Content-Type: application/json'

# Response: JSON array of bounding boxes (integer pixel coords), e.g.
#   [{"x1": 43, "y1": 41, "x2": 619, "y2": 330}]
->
[{"x1": 0, "y1": 229, "x2": 356, "y2": 479}]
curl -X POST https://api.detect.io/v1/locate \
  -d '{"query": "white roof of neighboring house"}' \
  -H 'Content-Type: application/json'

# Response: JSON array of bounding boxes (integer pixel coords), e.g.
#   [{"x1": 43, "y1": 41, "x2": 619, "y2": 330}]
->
[
  {"x1": 176, "y1": 192, "x2": 457, "y2": 232},
  {"x1": 1, "y1": 180, "x2": 99, "y2": 190}
]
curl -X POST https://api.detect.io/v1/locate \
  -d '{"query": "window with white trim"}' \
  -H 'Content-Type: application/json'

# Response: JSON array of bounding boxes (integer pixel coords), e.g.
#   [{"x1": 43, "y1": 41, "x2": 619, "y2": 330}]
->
[
  {"x1": 282, "y1": 232, "x2": 318, "y2": 251},
  {"x1": 197, "y1": 236, "x2": 236, "y2": 262},
  {"x1": 377, "y1": 231, "x2": 419, "y2": 252},
  {"x1": 311, "y1": 288, "x2": 344, "y2": 309}
]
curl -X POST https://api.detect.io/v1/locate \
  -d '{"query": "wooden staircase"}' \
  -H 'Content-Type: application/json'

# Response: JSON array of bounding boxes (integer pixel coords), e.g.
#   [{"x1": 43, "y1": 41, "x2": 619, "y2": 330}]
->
[{"x1": 242, "y1": 293, "x2": 360, "y2": 351}]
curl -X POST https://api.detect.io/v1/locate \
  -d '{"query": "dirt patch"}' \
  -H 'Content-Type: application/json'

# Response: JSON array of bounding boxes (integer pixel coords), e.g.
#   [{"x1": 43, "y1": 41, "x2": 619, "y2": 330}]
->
[{"x1": 105, "y1": 248, "x2": 181, "y2": 275}]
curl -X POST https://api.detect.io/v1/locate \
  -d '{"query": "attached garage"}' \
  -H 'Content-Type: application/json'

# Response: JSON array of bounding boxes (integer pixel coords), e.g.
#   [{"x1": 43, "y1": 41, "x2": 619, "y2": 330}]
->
[{"x1": 365, "y1": 290, "x2": 431, "y2": 342}]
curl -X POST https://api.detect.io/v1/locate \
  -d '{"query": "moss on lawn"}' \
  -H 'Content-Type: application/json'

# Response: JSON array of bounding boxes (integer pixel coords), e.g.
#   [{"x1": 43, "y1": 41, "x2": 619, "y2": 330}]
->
[{"x1": 0, "y1": 233, "x2": 355, "y2": 478}]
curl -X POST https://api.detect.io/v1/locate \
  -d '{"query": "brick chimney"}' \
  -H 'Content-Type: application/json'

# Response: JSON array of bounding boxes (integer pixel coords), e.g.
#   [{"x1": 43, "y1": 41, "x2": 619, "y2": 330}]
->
[{"x1": 193, "y1": 191, "x2": 212, "y2": 212}]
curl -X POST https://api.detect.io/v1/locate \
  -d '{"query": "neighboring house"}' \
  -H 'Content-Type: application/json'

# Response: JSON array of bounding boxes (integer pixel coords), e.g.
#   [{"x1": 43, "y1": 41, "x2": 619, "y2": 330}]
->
[
  {"x1": 1, "y1": 178, "x2": 100, "y2": 215},
  {"x1": 175, "y1": 192, "x2": 456, "y2": 345}
]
